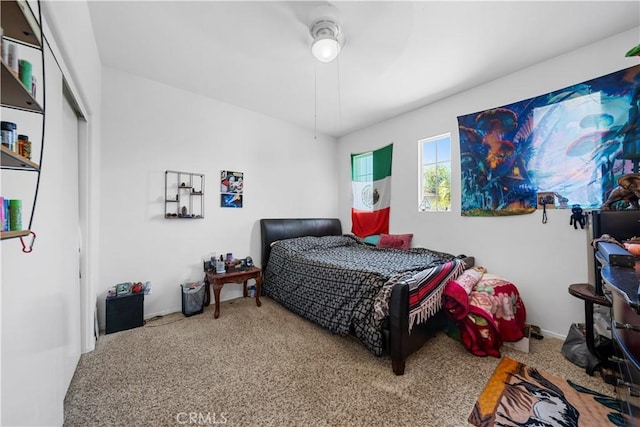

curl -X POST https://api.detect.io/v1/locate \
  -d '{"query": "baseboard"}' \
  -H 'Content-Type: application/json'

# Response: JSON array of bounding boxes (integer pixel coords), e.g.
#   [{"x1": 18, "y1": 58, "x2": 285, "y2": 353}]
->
[
  {"x1": 144, "y1": 307, "x2": 182, "y2": 320},
  {"x1": 98, "y1": 307, "x2": 183, "y2": 335},
  {"x1": 540, "y1": 328, "x2": 565, "y2": 341},
  {"x1": 143, "y1": 292, "x2": 245, "y2": 322},
  {"x1": 82, "y1": 335, "x2": 96, "y2": 354}
]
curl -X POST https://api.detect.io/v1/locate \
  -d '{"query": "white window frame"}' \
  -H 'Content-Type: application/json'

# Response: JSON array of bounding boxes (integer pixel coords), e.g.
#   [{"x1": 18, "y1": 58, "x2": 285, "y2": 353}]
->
[
  {"x1": 352, "y1": 152, "x2": 373, "y2": 184},
  {"x1": 418, "y1": 133, "x2": 452, "y2": 212}
]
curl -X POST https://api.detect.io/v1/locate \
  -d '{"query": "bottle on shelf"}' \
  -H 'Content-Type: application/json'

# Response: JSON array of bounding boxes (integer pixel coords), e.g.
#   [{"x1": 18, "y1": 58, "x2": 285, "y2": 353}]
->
[
  {"x1": 7, "y1": 42, "x2": 19, "y2": 77},
  {"x1": 19, "y1": 59, "x2": 32, "y2": 92},
  {"x1": 0, "y1": 197, "x2": 4, "y2": 231},
  {"x1": 8, "y1": 199, "x2": 21, "y2": 231}
]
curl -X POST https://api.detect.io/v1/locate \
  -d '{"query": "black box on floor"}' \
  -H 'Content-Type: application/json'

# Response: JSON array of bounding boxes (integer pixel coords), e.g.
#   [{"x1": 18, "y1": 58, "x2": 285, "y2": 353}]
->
[{"x1": 105, "y1": 292, "x2": 144, "y2": 334}]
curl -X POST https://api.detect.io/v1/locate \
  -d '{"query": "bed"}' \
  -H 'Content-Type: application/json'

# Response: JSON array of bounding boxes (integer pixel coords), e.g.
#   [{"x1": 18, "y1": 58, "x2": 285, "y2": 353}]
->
[{"x1": 260, "y1": 218, "x2": 474, "y2": 375}]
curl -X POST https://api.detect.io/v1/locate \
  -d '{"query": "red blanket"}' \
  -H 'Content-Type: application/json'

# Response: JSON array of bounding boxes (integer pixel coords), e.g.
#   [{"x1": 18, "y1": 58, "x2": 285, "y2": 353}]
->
[
  {"x1": 443, "y1": 268, "x2": 527, "y2": 357},
  {"x1": 374, "y1": 259, "x2": 465, "y2": 331}
]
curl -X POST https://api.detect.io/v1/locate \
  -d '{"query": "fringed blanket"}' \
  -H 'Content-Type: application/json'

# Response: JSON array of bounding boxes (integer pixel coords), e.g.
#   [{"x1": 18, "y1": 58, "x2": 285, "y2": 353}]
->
[
  {"x1": 263, "y1": 234, "x2": 459, "y2": 356},
  {"x1": 374, "y1": 259, "x2": 465, "y2": 331},
  {"x1": 443, "y1": 267, "x2": 527, "y2": 357}
]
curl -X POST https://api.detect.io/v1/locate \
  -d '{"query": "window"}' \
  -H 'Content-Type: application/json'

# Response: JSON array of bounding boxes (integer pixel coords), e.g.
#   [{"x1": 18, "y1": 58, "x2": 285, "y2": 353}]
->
[
  {"x1": 419, "y1": 134, "x2": 451, "y2": 212},
  {"x1": 352, "y1": 152, "x2": 373, "y2": 186}
]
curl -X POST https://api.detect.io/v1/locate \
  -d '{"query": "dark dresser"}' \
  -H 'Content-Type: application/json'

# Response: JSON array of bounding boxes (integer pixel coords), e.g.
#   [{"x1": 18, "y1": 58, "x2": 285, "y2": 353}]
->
[{"x1": 602, "y1": 261, "x2": 640, "y2": 426}]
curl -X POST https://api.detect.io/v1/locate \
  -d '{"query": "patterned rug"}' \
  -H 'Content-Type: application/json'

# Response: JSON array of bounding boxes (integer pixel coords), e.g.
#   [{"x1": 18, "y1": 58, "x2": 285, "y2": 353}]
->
[{"x1": 469, "y1": 357, "x2": 623, "y2": 427}]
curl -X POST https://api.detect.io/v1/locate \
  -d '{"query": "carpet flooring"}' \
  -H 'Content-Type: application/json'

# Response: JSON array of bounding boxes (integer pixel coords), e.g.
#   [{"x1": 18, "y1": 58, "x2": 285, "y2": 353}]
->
[{"x1": 63, "y1": 297, "x2": 614, "y2": 426}]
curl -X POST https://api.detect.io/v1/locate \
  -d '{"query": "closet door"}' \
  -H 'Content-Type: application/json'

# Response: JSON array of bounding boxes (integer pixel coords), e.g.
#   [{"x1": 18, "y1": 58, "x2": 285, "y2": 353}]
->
[
  {"x1": 1, "y1": 43, "x2": 82, "y2": 426},
  {"x1": 61, "y1": 85, "x2": 81, "y2": 390}
]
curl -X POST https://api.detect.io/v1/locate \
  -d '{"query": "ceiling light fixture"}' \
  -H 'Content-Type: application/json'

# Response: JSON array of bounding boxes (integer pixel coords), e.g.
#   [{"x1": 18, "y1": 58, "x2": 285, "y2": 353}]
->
[
  {"x1": 309, "y1": 18, "x2": 343, "y2": 63},
  {"x1": 308, "y1": 5, "x2": 345, "y2": 139}
]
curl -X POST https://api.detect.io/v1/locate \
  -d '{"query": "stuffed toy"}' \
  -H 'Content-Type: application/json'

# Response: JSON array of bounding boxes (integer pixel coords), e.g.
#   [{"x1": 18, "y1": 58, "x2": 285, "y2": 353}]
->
[{"x1": 570, "y1": 205, "x2": 587, "y2": 229}]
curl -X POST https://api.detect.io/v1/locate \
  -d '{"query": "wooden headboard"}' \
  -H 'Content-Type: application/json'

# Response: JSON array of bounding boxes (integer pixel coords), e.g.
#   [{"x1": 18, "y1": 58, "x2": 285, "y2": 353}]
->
[{"x1": 259, "y1": 218, "x2": 342, "y2": 270}]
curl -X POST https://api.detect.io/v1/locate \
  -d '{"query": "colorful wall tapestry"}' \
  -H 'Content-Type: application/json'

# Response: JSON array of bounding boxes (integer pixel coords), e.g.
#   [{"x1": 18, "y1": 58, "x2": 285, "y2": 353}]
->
[
  {"x1": 351, "y1": 144, "x2": 393, "y2": 237},
  {"x1": 458, "y1": 64, "x2": 640, "y2": 216}
]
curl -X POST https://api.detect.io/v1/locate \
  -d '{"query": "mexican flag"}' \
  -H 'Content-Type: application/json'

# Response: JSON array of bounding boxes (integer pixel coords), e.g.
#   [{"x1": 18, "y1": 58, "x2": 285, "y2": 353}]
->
[{"x1": 351, "y1": 144, "x2": 393, "y2": 237}]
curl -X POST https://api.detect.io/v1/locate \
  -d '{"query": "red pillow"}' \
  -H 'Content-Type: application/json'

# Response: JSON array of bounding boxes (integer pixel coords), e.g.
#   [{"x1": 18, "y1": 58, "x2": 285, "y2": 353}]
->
[{"x1": 377, "y1": 233, "x2": 413, "y2": 250}]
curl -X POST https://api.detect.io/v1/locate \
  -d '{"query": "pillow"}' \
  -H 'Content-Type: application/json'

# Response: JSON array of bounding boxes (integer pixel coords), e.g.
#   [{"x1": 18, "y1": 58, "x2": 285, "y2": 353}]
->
[
  {"x1": 362, "y1": 234, "x2": 381, "y2": 246},
  {"x1": 377, "y1": 233, "x2": 413, "y2": 250}
]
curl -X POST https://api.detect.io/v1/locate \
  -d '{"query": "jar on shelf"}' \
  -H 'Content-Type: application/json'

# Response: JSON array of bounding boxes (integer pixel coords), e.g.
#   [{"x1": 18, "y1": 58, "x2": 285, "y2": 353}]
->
[
  {"x1": 1, "y1": 121, "x2": 17, "y2": 151},
  {"x1": 17, "y1": 135, "x2": 31, "y2": 159}
]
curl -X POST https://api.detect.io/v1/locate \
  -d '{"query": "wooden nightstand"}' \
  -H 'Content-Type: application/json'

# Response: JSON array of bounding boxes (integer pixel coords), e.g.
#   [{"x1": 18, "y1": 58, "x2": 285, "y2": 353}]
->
[{"x1": 203, "y1": 267, "x2": 262, "y2": 318}]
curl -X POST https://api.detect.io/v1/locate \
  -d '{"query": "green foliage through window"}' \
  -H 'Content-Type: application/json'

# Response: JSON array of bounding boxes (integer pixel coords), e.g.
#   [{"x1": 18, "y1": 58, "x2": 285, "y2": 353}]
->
[{"x1": 419, "y1": 134, "x2": 451, "y2": 212}]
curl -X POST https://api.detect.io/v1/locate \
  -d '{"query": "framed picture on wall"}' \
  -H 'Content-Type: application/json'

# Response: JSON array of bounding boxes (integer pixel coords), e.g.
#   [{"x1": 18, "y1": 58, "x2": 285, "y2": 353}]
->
[{"x1": 220, "y1": 170, "x2": 243, "y2": 208}]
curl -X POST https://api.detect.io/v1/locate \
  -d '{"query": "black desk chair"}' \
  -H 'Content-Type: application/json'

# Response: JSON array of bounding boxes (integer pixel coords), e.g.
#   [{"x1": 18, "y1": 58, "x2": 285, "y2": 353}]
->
[{"x1": 568, "y1": 283, "x2": 615, "y2": 379}]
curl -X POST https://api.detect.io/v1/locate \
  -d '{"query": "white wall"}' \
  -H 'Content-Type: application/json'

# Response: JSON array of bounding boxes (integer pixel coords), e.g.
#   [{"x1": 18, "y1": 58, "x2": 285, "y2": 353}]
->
[
  {"x1": 338, "y1": 27, "x2": 640, "y2": 339},
  {"x1": 1, "y1": 1, "x2": 102, "y2": 426},
  {"x1": 97, "y1": 67, "x2": 338, "y2": 328}
]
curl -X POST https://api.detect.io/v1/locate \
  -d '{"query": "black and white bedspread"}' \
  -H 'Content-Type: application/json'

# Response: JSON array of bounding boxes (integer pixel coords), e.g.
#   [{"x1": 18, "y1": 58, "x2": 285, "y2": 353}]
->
[{"x1": 263, "y1": 234, "x2": 458, "y2": 356}]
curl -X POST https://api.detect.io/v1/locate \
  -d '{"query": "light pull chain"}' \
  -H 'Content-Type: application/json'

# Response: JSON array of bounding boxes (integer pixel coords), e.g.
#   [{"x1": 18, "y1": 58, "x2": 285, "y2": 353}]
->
[
  {"x1": 336, "y1": 55, "x2": 343, "y2": 130},
  {"x1": 314, "y1": 64, "x2": 318, "y2": 140}
]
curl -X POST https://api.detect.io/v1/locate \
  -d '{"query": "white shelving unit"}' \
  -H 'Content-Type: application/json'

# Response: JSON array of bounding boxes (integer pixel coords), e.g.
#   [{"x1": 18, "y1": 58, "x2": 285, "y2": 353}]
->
[
  {"x1": 1, "y1": 0, "x2": 45, "y2": 242},
  {"x1": 164, "y1": 170, "x2": 205, "y2": 219}
]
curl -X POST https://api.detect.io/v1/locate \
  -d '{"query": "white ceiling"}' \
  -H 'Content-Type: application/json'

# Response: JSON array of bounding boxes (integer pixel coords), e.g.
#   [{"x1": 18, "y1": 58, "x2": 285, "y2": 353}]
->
[{"x1": 87, "y1": 1, "x2": 640, "y2": 138}]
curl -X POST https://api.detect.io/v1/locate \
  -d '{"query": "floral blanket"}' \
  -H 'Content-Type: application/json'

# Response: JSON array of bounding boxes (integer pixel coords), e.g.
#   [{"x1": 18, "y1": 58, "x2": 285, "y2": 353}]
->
[{"x1": 442, "y1": 267, "x2": 527, "y2": 357}]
